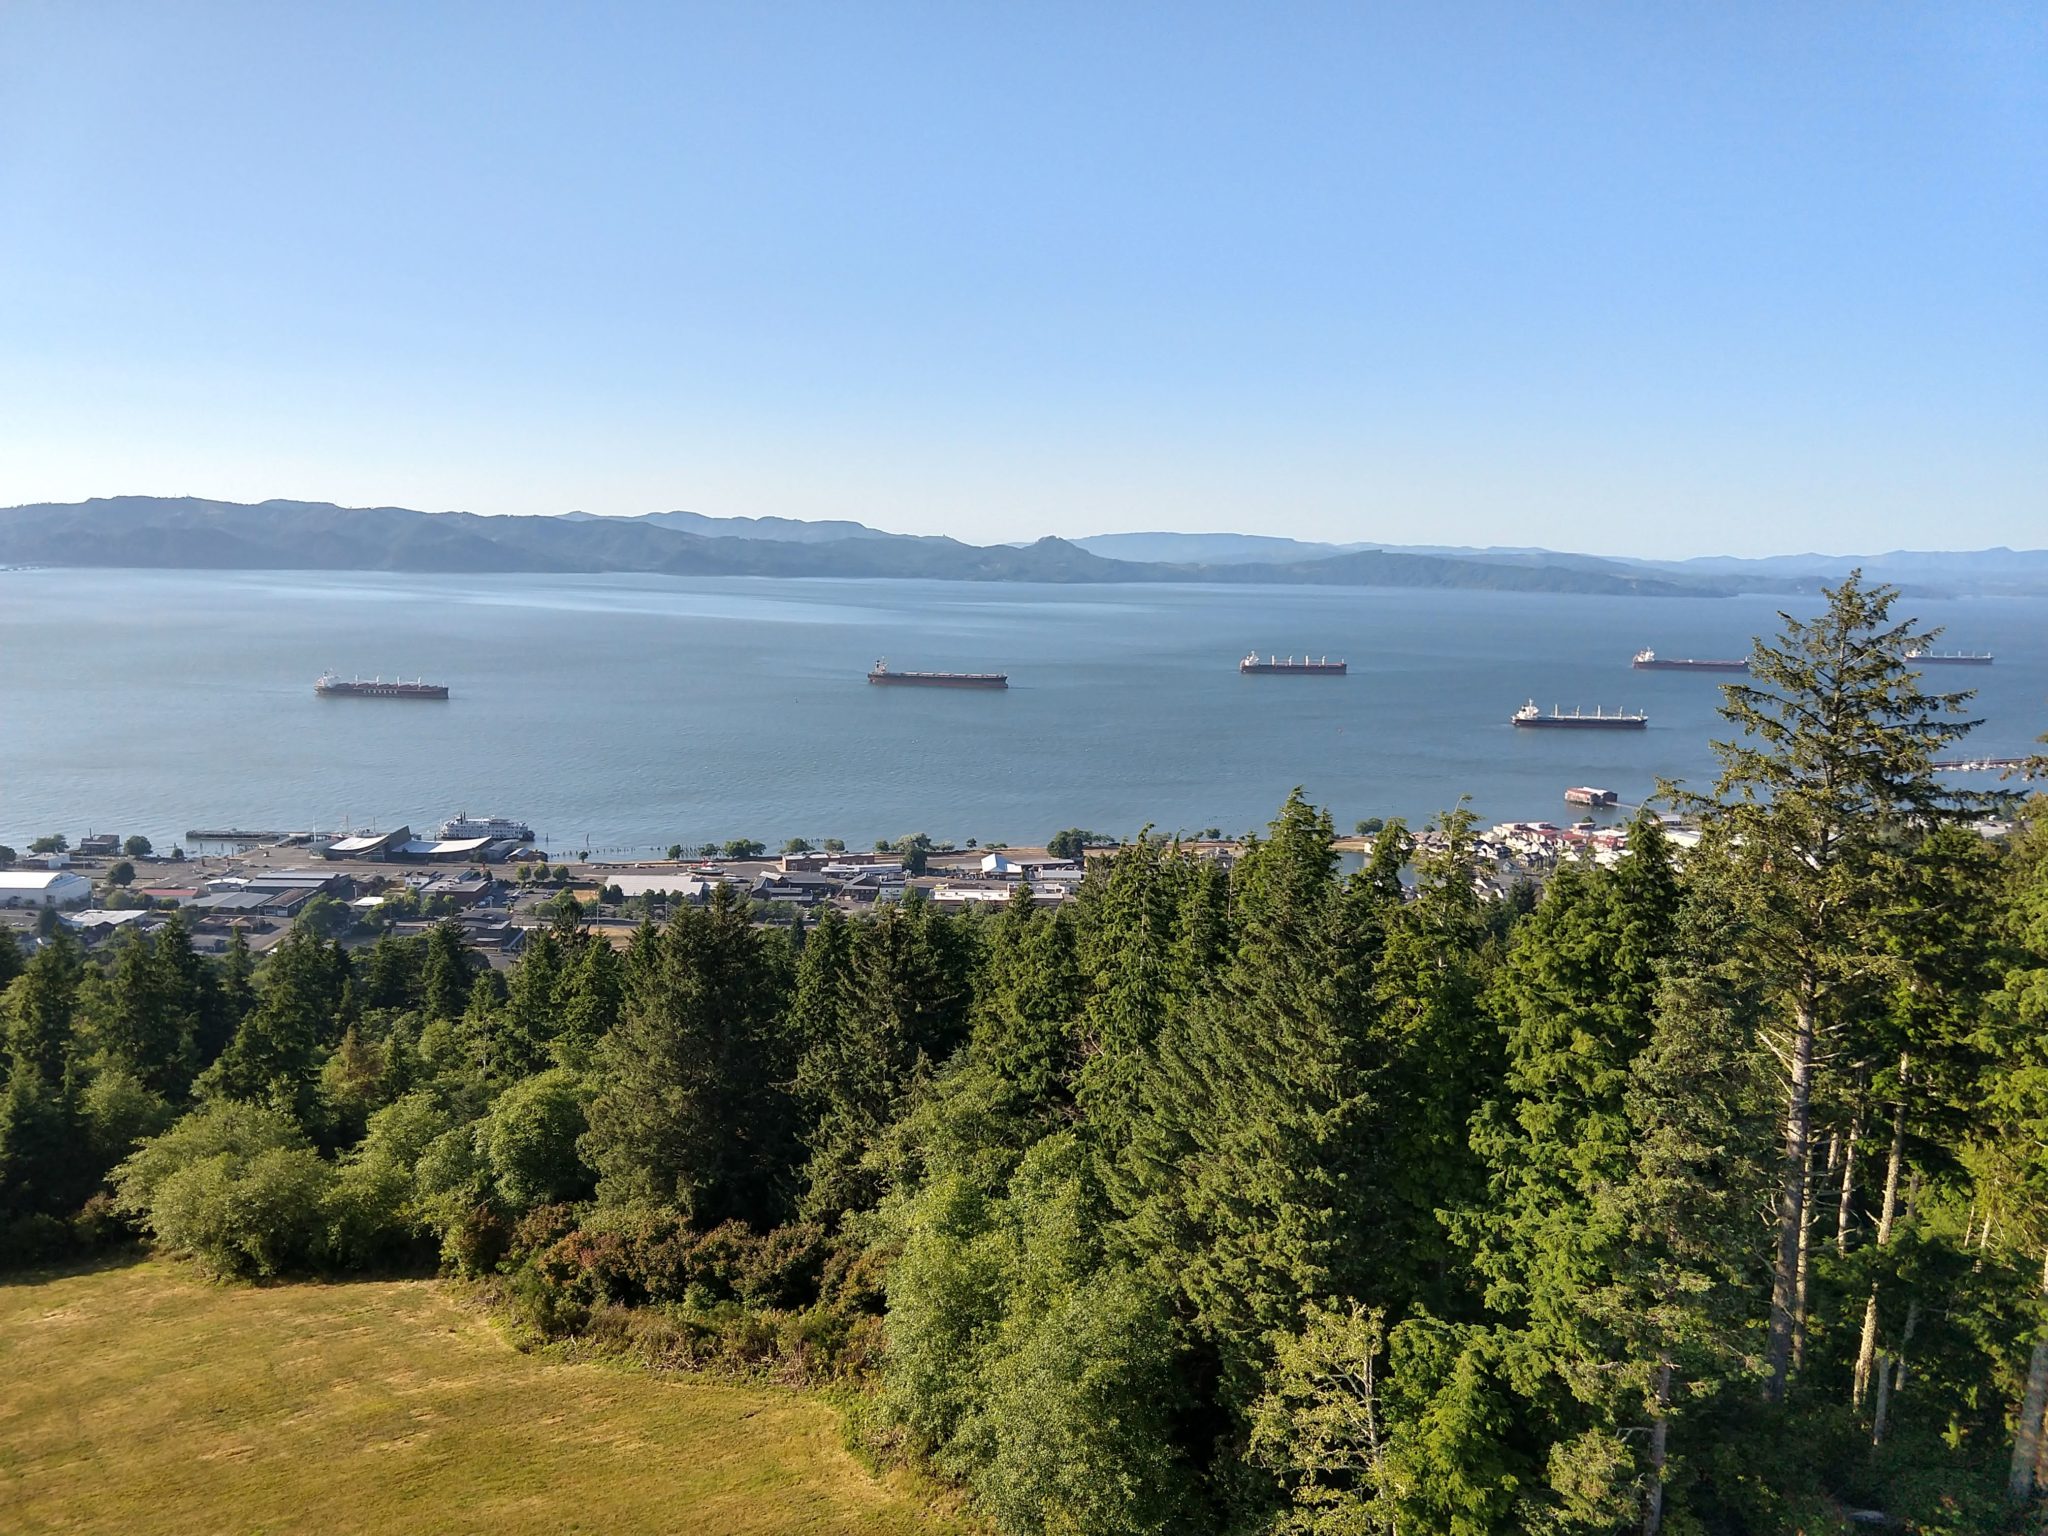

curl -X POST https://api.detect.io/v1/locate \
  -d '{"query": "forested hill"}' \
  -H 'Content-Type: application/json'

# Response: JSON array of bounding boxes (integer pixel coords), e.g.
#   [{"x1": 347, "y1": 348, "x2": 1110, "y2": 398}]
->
[
  {"x1": 0, "y1": 497, "x2": 1701, "y2": 595},
  {"x1": 8, "y1": 576, "x2": 2048, "y2": 1534}
]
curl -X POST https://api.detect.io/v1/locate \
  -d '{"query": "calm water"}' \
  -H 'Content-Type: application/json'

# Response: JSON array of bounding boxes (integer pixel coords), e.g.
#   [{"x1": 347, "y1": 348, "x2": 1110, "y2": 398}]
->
[{"x1": 2, "y1": 570, "x2": 2042, "y2": 856}]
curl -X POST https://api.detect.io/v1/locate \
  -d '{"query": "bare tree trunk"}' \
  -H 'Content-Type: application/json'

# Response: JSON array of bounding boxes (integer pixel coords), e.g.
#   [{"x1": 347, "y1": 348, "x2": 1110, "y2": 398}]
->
[
  {"x1": 2012, "y1": 1252, "x2": 2048, "y2": 1505},
  {"x1": 1871, "y1": 1299, "x2": 1919, "y2": 1448},
  {"x1": 1853, "y1": 1060, "x2": 1910, "y2": 1412},
  {"x1": 1836, "y1": 1104, "x2": 1862, "y2": 1254},
  {"x1": 1766, "y1": 991, "x2": 1819, "y2": 1402},
  {"x1": 1853, "y1": 1290, "x2": 1881, "y2": 1411},
  {"x1": 1643, "y1": 1355, "x2": 1673, "y2": 1536},
  {"x1": 1794, "y1": 1142, "x2": 1817, "y2": 1370}
]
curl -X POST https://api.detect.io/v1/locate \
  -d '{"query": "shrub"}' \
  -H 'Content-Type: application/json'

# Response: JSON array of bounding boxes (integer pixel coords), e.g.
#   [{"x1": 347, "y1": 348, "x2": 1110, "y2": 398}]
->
[
  {"x1": 113, "y1": 1102, "x2": 340, "y2": 1278},
  {"x1": 481, "y1": 1069, "x2": 590, "y2": 1213}
]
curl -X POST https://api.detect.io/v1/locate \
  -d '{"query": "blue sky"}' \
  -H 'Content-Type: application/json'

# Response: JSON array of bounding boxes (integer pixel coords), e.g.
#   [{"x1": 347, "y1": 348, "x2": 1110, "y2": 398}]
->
[{"x1": 1, "y1": 2, "x2": 2041, "y2": 557}]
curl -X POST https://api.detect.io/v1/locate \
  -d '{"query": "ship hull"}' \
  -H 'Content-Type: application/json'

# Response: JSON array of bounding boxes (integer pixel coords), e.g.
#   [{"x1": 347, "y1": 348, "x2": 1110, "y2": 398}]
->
[
  {"x1": 868, "y1": 673, "x2": 1007, "y2": 689},
  {"x1": 1514, "y1": 717, "x2": 1647, "y2": 730},
  {"x1": 1241, "y1": 663, "x2": 1348, "y2": 675},
  {"x1": 316, "y1": 683, "x2": 450, "y2": 699},
  {"x1": 1632, "y1": 659, "x2": 1748, "y2": 672}
]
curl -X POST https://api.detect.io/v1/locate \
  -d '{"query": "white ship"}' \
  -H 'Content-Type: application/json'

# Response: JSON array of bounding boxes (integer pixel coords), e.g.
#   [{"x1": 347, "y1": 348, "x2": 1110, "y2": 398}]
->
[{"x1": 438, "y1": 812, "x2": 535, "y2": 842}]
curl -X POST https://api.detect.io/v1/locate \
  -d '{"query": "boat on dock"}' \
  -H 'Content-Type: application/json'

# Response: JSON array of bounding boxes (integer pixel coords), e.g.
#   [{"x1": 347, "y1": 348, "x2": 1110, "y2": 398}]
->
[
  {"x1": 867, "y1": 659, "x2": 1008, "y2": 689},
  {"x1": 1240, "y1": 651, "x2": 1347, "y2": 675},
  {"x1": 1514, "y1": 701, "x2": 1648, "y2": 730}
]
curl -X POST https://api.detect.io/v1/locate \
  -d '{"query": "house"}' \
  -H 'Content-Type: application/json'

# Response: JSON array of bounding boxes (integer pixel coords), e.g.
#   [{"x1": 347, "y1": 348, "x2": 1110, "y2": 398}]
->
[
  {"x1": 78, "y1": 833, "x2": 122, "y2": 858},
  {"x1": 0, "y1": 870, "x2": 93, "y2": 908},
  {"x1": 751, "y1": 870, "x2": 839, "y2": 906},
  {"x1": 64, "y1": 909, "x2": 165, "y2": 946}
]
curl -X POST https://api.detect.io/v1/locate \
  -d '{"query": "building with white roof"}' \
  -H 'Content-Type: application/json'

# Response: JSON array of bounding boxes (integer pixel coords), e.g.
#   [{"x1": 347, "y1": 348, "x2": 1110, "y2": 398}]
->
[{"x1": 0, "y1": 870, "x2": 92, "y2": 907}]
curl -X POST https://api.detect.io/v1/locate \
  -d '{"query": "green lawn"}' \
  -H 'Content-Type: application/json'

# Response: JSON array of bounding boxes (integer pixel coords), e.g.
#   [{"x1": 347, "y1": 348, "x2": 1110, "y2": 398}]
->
[{"x1": 0, "y1": 1259, "x2": 961, "y2": 1536}]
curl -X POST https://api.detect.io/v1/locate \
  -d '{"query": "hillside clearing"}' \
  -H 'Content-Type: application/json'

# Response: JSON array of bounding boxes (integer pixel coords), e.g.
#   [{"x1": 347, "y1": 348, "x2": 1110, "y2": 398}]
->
[{"x1": 0, "y1": 1260, "x2": 959, "y2": 1536}]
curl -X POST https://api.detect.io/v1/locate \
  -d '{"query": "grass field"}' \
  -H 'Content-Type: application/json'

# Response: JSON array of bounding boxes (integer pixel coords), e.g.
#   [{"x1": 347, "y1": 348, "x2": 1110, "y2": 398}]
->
[{"x1": 0, "y1": 1259, "x2": 962, "y2": 1536}]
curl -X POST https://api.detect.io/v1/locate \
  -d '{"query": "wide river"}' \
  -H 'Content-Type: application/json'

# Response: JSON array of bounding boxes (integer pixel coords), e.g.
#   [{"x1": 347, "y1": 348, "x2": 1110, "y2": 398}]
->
[{"x1": 2, "y1": 570, "x2": 2041, "y2": 856}]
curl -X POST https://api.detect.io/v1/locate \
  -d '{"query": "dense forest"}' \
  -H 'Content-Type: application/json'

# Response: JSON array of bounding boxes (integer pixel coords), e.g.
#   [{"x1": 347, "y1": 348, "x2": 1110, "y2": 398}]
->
[{"x1": 8, "y1": 575, "x2": 2048, "y2": 1534}]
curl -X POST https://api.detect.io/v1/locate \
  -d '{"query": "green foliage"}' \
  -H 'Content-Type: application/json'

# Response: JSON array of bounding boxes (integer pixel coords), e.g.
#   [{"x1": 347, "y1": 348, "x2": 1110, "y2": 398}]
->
[
  {"x1": 112, "y1": 1100, "x2": 334, "y2": 1277},
  {"x1": 106, "y1": 860, "x2": 135, "y2": 887},
  {"x1": 581, "y1": 884, "x2": 796, "y2": 1224},
  {"x1": 122, "y1": 835, "x2": 152, "y2": 858},
  {"x1": 9, "y1": 588, "x2": 2048, "y2": 1535},
  {"x1": 722, "y1": 838, "x2": 767, "y2": 860},
  {"x1": 481, "y1": 1069, "x2": 591, "y2": 1211},
  {"x1": 29, "y1": 834, "x2": 67, "y2": 854},
  {"x1": 1045, "y1": 828, "x2": 1103, "y2": 862}
]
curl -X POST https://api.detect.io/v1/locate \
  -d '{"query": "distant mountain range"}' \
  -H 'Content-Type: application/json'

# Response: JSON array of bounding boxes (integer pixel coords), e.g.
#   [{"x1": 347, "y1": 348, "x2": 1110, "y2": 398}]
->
[{"x1": 1, "y1": 497, "x2": 2041, "y2": 597}]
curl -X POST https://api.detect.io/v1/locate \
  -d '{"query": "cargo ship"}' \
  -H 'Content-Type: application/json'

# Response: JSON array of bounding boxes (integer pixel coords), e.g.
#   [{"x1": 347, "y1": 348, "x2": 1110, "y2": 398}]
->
[
  {"x1": 315, "y1": 672, "x2": 449, "y2": 699},
  {"x1": 1513, "y1": 701, "x2": 1648, "y2": 730},
  {"x1": 1240, "y1": 651, "x2": 1348, "y2": 675},
  {"x1": 1632, "y1": 648, "x2": 1749, "y2": 672},
  {"x1": 867, "y1": 659, "x2": 1008, "y2": 689},
  {"x1": 1905, "y1": 649, "x2": 1995, "y2": 666}
]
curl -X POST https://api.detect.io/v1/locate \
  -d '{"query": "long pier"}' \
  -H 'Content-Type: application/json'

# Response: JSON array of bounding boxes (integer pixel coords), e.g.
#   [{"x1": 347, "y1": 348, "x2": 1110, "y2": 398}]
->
[
  {"x1": 1930, "y1": 758, "x2": 2039, "y2": 775},
  {"x1": 185, "y1": 828, "x2": 289, "y2": 843}
]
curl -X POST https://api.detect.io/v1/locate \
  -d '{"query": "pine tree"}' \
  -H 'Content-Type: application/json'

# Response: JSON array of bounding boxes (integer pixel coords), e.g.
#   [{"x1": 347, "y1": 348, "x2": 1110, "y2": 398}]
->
[
  {"x1": 581, "y1": 884, "x2": 796, "y2": 1224},
  {"x1": 1696, "y1": 572, "x2": 1982, "y2": 1402},
  {"x1": 422, "y1": 921, "x2": 472, "y2": 1022},
  {"x1": 1115, "y1": 792, "x2": 1387, "y2": 1418},
  {"x1": 201, "y1": 930, "x2": 349, "y2": 1123},
  {"x1": 794, "y1": 898, "x2": 972, "y2": 1220},
  {"x1": 1374, "y1": 806, "x2": 1497, "y2": 1314}
]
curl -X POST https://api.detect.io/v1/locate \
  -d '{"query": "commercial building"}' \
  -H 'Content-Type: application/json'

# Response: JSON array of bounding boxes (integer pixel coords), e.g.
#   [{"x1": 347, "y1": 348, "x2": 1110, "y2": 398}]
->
[{"x1": 0, "y1": 870, "x2": 93, "y2": 908}]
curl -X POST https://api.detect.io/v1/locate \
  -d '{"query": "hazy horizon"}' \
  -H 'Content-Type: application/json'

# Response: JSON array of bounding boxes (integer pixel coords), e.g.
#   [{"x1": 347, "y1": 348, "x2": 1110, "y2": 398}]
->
[{"x1": 3, "y1": 4, "x2": 2042, "y2": 558}]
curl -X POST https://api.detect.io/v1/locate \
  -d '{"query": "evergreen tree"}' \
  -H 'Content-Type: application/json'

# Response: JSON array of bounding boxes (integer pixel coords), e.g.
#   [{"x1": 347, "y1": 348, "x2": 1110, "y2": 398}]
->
[
  {"x1": 581, "y1": 884, "x2": 795, "y2": 1224},
  {"x1": 201, "y1": 930, "x2": 348, "y2": 1123},
  {"x1": 422, "y1": 920, "x2": 473, "y2": 1022},
  {"x1": 1116, "y1": 792, "x2": 1386, "y2": 1417},
  {"x1": 1695, "y1": 572, "x2": 1982, "y2": 1401}
]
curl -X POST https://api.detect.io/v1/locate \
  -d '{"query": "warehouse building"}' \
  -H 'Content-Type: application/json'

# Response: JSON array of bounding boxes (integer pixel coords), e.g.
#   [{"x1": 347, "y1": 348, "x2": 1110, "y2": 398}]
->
[{"x1": 0, "y1": 870, "x2": 93, "y2": 908}]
